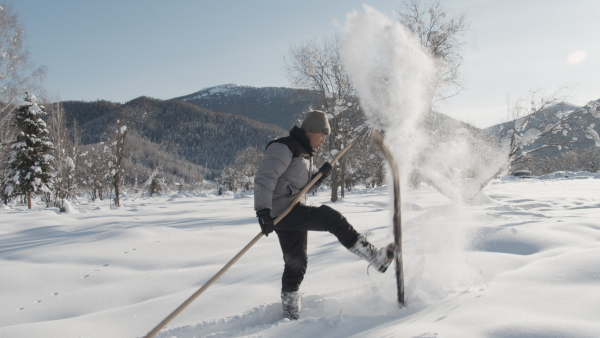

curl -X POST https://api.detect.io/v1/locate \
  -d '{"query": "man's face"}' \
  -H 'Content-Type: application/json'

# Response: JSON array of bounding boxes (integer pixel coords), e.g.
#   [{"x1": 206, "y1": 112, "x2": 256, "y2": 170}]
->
[{"x1": 306, "y1": 132, "x2": 327, "y2": 150}]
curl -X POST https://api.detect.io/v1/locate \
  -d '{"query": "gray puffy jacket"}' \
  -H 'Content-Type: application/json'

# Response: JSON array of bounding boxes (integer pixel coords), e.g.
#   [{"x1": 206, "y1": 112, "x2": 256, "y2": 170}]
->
[{"x1": 254, "y1": 126, "x2": 319, "y2": 217}]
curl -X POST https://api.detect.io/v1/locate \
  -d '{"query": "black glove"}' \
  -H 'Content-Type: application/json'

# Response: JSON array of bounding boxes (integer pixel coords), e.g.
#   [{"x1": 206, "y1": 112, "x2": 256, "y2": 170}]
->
[
  {"x1": 313, "y1": 162, "x2": 332, "y2": 186},
  {"x1": 256, "y1": 209, "x2": 275, "y2": 236},
  {"x1": 318, "y1": 162, "x2": 333, "y2": 177}
]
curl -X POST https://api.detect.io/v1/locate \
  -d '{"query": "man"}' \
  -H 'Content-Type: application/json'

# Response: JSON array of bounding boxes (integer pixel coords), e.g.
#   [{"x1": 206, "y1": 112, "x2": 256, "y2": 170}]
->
[{"x1": 254, "y1": 110, "x2": 394, "y2": 320}]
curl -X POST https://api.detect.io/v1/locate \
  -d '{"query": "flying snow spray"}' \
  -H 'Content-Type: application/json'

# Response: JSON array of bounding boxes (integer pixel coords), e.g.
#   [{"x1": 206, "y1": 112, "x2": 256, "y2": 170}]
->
[
  {"x1": 341, "y1": 5, "x2": 479, "y2": 306},
  {"x1": 341, "y1": 5, "x2": 434, "y2": 178}
]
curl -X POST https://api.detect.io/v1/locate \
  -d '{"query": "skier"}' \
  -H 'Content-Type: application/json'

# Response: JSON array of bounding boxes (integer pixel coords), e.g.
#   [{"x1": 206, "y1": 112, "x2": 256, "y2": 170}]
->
[{"x1": 254, "y1": 110, "x2": 395, "y2": 320}]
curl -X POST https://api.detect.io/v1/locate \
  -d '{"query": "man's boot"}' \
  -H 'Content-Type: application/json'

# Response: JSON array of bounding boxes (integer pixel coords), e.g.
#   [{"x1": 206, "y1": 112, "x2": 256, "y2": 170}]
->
[
  {"x1": 281, "y1": 290, "x2": 301, "y2": 320},
  {"x1": 349, "y1": 235, "x2": 395, "y2": 272}
]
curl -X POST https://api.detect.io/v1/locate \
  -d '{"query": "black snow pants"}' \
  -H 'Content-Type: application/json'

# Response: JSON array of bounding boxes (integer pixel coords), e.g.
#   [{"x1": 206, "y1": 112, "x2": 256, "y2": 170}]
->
[{"x1": 274, "y1": 203, "x2": 360, "y2": 292}]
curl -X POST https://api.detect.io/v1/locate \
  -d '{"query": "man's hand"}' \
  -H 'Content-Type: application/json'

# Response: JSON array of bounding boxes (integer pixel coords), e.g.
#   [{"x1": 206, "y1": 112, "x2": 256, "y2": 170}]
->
[
  {"x1": 313, "y1": 162, "x2": 332, "y2": 186},
  {"x1": 318, "y1": 162, "x2": 332, "y2": 178},
  {"x1": 256, "y1": 209, "x2": 275, "y2": 236}
]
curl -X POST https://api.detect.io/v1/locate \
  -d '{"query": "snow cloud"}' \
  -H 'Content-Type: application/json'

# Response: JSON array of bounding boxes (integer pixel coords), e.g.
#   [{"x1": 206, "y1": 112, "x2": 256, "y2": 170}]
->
[
  {"x1": 340, "y1": 5, "x2": 477, "y2": 303},
  {"x1": 340, "y1": 5, "x2": 507, "y2": 304},
  {"x1": 341, "y1": 5, "x2": 434, "y2": 174},
  {"x1": 566, "y1": 50, "x2": 587, "y2": 64}
]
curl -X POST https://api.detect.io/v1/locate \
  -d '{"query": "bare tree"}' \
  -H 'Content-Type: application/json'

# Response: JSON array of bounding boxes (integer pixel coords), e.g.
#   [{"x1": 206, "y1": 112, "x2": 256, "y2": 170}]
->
[
  {"x1": 107, "y1": 120, "x2": 128, "y2": 207},
  {"x1": 80, "y1": 144, "x2": 110, "y2": 201},
  {"x1": 501, "y1": 87, "x2": 580, "y2": 171},
  {"x1": 0, "y1": 1, "x2": 46, "y2": 190},
  {"x1": 454, "y1": 88, "x2": 597, "y2": 202},
  {"x1": 397, "y1": 0, "x2": 469, "y2": 107},
  {"x1": 46, "y1": 100, "x2": 80, "y2": 210},
  {"x1": 285, "y1": 34, "x2": 368, "y2": 201},
  {"x1": 0, "y1": 2, "x2": 46, "y2": 116}
]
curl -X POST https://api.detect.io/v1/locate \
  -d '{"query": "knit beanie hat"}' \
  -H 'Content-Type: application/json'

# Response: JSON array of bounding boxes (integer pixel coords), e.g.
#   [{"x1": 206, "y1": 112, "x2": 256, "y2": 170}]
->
[{"x1": 301, "y1": 110, "x2": 330, "y2": 135}]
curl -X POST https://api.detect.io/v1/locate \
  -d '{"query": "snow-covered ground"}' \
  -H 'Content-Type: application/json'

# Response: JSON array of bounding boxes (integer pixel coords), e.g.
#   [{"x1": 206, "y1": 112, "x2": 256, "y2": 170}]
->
[{"x1": 2, "y1": 173, "x2": 600, "y2": 338}]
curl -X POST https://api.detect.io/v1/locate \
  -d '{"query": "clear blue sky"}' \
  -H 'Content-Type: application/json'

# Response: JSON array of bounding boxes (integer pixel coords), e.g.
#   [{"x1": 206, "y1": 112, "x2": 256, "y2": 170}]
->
[{"x1": 13, "y1": 0, "x2": 599, "y2": 128}]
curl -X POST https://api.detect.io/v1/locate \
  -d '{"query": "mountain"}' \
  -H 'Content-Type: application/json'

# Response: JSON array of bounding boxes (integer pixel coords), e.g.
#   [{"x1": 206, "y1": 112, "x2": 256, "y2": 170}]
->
[
  {"x1": 485, "y1": 100, "x2": 600, "y2": 157},
  {"x1": 171, "y1": 84, "x2": 320, "y2": 130},
  {"x1": 58, "y1": 82, "x2": 599, "y2": 183},
  {"x1": 58, "y1": 97, "x2": 287, "y2": 177}
]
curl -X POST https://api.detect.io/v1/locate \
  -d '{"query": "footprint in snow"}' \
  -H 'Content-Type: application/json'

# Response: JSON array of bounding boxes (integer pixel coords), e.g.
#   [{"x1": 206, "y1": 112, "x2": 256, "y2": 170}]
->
[
  {"x1": 35, "y1": 300, "x2": 41, "y2": 303},
  {"x1": 103, "y1": 264, "x2": 109, "y2": 267},
  {"x1": 82, "y1": 274, "x2": 89, "y2": 278},
  {"x1": 18, "y1": 307, "x2": 24, "y2": 311},
  {"x1": 52, "y1": 292, "x2": 59, "y2": 296}
]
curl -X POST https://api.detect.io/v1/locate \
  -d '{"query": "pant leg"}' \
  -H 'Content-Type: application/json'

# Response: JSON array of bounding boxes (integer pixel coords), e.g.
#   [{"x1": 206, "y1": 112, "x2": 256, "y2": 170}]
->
[
  {"x1": 275, "y1": 203, "x2": 361, "y2": 292},
  {"x1": 276, "y1": 229, "x2": 307, "y2": 292},
  {"x1": 276, "y1": 204, "x2": 360, "y2": 248}
]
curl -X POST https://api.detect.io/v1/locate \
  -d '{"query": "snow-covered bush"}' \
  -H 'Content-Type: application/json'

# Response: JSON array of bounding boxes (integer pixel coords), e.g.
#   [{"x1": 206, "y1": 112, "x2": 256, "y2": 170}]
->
[
  {"x1": 144, "y1": 166, "x2": 167, "y2": 197},
  {"x1": 217, "y1": 146, "x2": 263, "y2": 193}
]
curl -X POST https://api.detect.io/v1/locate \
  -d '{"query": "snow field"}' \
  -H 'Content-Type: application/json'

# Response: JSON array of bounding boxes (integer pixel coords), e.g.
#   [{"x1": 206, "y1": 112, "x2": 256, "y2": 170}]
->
[{"x1": 1, "y1": 176, "x2": 600, "y2": 337}]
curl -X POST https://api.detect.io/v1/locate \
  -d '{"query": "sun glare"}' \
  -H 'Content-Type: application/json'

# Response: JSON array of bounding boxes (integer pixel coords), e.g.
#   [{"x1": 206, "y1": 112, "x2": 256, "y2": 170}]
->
[{"x1": 566, "y1": 50, "x2": 587, "y2": 65}]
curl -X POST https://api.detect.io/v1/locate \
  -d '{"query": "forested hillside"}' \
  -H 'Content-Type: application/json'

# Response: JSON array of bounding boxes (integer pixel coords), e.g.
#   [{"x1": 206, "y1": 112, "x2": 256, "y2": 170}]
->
[{"x1": 58, "y1": 97, "x2": 287, "y2": 175}]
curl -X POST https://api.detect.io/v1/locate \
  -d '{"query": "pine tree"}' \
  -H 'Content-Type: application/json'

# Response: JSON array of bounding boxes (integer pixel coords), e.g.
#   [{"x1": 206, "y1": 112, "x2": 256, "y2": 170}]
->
[{"x1": 1, "y1": 92, "x2": 55, "y2": 208}]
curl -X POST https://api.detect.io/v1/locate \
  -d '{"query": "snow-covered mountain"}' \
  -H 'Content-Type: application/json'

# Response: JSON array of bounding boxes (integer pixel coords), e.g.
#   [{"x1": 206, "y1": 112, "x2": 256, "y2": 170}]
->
[
  {"x1": 58, "y1": 83, "x2": 599, "y2": 180},
  {"x1": 172, "y1": 84, "x2": 320, "y2": 130},
  {"x1": 485, "y1": 99, "x2": 600, "y2": 160}
]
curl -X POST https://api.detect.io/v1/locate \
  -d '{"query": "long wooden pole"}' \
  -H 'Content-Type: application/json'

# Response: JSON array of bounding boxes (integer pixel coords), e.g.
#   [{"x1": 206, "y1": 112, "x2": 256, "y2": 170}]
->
[
  {"x1": 144, "y1": 143, "x2": 352, "y2": 338},
  {"x1": 371, "y1": 131, "x2": 404, "y2": 306}
]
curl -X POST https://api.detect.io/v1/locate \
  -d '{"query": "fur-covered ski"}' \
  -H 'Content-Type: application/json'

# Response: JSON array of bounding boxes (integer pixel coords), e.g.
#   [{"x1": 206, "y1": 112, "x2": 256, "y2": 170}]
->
[{"x1": 371, "y1": 131, "x2": 405, "y2": 306}]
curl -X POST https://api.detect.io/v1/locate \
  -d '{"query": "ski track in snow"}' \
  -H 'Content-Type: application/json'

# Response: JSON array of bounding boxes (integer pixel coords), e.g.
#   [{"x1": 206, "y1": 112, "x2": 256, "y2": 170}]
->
[{"x1": 1, "y1": 176, "x2": 600, "y2": 337}]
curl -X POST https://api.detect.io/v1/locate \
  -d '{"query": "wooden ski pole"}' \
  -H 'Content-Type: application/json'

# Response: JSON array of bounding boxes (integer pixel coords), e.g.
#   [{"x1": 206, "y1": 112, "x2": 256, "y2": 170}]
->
[{"x1": 144, "y1": 143, "x2": 352, "y2": 338}]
